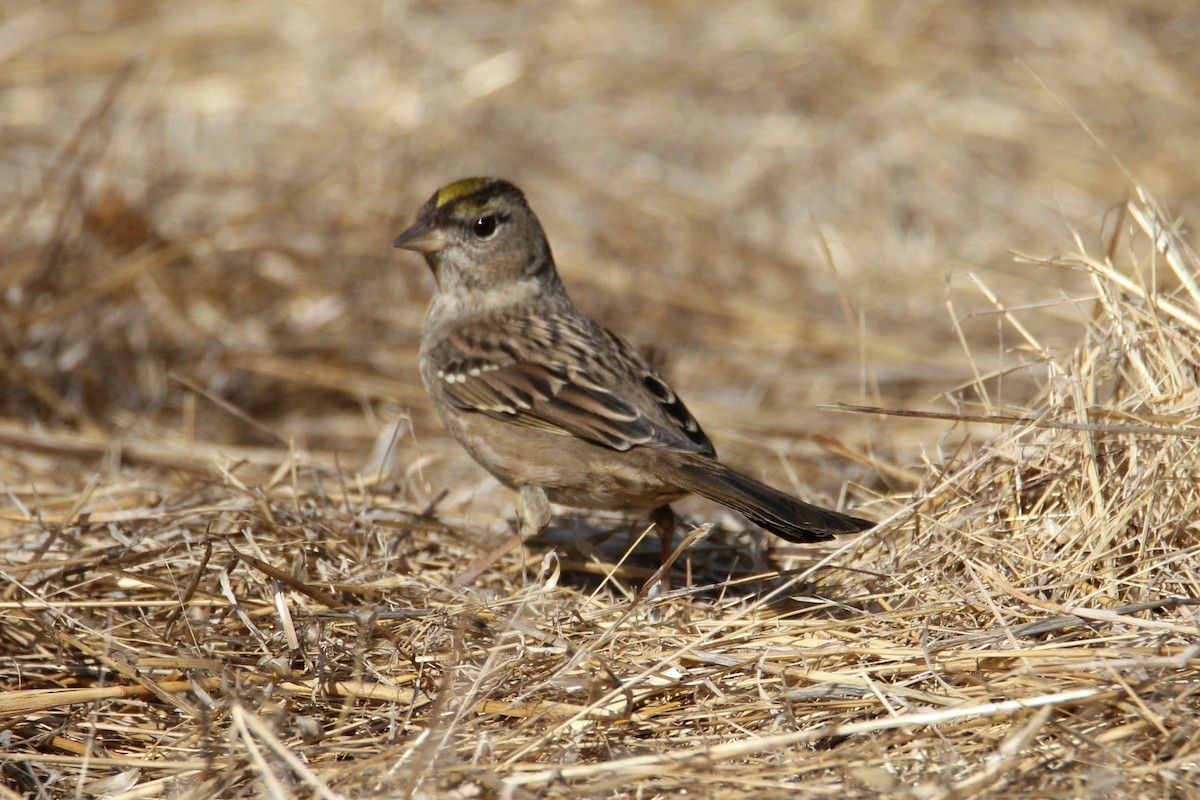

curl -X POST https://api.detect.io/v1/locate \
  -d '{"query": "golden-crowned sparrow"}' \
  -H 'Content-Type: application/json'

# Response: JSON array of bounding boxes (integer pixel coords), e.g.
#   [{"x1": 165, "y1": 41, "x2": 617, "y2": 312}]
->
[{"x1": 393, "y1": 177, "x2": 872, "y2": 568}]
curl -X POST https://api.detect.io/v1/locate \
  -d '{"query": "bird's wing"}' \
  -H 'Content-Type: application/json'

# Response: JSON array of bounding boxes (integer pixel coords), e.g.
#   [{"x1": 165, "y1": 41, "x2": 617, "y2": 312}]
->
[{"x1": 429, "y1": 314, "x2": 715, "y2": 455}]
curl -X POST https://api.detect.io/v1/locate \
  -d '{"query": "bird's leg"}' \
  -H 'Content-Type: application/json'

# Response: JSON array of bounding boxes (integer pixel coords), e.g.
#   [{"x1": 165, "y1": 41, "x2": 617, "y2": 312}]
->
[
  {"x1": 452, "y1": 486, "x2": 550, "y2": 587},
  {"x1": 518, "y1": 485, "x2": 552, "y2": 535},
  {"x1": 651, "y1": 505, "x2": 676, "y2": 590}
]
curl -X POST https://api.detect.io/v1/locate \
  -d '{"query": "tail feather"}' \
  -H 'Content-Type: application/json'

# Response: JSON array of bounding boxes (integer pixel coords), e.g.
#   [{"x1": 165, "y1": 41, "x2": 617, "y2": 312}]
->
[{"x1": 659, "y1": 456, "x2": 873, "y2": 543}]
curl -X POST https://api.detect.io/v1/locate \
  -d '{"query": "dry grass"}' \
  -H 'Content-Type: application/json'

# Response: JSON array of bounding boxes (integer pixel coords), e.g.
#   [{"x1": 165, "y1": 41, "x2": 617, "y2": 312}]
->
[{"x1": 3, "y1": 2, "x2": 1200, "y2": 798}]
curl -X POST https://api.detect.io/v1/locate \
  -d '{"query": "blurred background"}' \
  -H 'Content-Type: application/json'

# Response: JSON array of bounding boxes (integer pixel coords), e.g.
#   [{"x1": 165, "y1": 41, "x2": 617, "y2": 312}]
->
[
  {"x1": 6, "y1": 6, "x2": 1200, "y2": 794},
  {"x1": 3, "y1": 0, "x2": 1199, "y2": 501}
]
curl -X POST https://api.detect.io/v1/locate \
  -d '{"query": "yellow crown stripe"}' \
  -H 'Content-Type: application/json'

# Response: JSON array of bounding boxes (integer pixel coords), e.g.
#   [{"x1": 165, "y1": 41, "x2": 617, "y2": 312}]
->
[{"x1": 435, "y1": 178, "x2": 492, "y2": 209}]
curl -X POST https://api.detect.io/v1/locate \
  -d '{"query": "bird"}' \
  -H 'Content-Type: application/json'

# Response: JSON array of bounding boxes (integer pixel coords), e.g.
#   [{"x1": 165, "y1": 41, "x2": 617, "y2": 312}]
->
[{"x1": 392, "y1": 177, "x2": 872, "y2": 577}]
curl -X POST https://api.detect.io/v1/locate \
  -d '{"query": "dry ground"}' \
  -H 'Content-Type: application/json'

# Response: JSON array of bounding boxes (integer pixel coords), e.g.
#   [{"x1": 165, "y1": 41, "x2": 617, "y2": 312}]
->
[{"x1": 2, "y1": 2, "x2": 1200, "y2": 798}]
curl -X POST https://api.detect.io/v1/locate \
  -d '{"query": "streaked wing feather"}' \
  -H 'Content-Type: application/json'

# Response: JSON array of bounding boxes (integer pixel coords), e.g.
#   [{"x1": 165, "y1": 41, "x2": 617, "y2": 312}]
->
[
  {"x1": 436, "y1": 317, "x2": 712, "y2": 454},
  {"x1": 443, "y1": 362, "x2": 658, "y2": 450},
  {"x1": 544, "y1": 381, "x2": 659, "y2": 450},
  {"x1": 640, "y1": 371, "x2": 709, "y2": 449}
]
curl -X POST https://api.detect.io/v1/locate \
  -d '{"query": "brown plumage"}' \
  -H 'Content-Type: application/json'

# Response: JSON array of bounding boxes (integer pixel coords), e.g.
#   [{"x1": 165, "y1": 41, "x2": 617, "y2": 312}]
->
[{"x1": 393, "y1": 177, "x2": 872, "y2": 571}]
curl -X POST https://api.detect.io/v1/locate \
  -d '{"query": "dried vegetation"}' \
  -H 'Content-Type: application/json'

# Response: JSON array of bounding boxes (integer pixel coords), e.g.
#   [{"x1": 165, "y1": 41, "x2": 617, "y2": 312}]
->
[{"x1": 2, "y1": 2, "x2": 1199, "y2": 798}]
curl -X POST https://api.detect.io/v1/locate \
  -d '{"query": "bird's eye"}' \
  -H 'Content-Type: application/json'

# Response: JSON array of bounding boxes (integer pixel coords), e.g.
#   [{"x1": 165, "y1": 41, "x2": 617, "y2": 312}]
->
[{"x1": 473, "y1": 215, "x2": 498, "y2": 238}]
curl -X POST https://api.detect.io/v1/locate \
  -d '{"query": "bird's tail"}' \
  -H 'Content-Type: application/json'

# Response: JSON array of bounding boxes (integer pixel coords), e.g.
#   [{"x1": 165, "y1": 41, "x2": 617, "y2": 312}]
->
[{"x1": 655, "y1": 455, "x2": 873, "y2": 543}]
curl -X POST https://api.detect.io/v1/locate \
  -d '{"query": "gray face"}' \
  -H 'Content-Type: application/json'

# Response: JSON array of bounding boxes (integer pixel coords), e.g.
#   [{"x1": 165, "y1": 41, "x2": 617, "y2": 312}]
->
[{"x1": 393, "y1": 178, "x2": 555, "y2": 295}]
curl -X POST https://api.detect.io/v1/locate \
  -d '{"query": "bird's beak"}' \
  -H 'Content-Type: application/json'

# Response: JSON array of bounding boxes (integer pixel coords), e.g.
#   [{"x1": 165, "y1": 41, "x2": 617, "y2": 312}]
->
[{"x1": 392, "y1": 218, "x2": 448, "y2": 254}]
